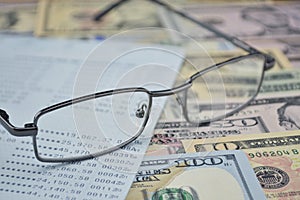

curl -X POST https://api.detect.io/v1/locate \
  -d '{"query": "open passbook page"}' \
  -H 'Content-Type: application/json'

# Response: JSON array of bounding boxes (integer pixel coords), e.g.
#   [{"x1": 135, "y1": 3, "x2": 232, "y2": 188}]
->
[{"x1": 0, "y1": 35, "x2": 184, "y2": 199}]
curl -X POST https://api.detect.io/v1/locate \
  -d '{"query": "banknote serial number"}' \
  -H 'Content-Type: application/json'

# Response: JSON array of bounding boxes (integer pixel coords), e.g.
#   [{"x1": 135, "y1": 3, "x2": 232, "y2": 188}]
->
[{"x1": 248, "y1": 149, "x2": 299, "y2": 158}]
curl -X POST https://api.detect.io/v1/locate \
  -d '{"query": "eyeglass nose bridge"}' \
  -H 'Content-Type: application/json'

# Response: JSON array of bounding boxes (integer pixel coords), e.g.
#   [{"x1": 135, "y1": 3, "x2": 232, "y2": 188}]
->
[
  {"x1": 150, "y1": 81, "x2": 192, "y2": 97},
  {"x1": 148, "y1": 81, "x2": 192, "y2": 122}
]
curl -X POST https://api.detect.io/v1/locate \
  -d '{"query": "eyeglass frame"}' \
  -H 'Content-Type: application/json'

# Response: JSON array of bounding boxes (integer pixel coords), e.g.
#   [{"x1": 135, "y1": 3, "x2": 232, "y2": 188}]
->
[{"x1": 0, "y1": 0, "x2": 275, "y2": 162}]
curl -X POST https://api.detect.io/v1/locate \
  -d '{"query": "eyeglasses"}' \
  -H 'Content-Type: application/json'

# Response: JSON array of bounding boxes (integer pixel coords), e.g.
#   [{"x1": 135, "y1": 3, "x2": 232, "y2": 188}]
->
[{"x1": 0, "y1": 0, "x2": 275, "y2": 163}]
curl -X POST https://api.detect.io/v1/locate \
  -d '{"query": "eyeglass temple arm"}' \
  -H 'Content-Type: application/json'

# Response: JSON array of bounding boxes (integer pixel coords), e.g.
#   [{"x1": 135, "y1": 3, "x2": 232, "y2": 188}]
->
[
  {"x1": 150, "y1": 0, "x2": 275, "y2": 68},
  {"x1": 93, "y1": 0, "x2": 258, "y2": 53},
  {"x1": 150, "y1": 0, "x2": 257, "y2": 51},
  {"x1": 0, "y1": 109, "x2": 37, "y2": 137},
  {"x1": 93, "y1": 0, "x2": 275, "y2": 69},
  {"x1": 94, "y1": 0, "x2": 129, "y2": 21}
]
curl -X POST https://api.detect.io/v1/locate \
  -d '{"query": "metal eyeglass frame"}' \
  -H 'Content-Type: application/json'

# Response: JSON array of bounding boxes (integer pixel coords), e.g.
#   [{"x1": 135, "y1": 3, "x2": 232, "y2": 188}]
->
[{"x1": 0, "y1": 0, "x2": 275, "y2": 163}]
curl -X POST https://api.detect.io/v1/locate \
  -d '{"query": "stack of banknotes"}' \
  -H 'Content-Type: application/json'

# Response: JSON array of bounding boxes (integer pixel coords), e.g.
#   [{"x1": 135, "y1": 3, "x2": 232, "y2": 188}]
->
[{"x1": 1, "y1": 0, "x2": 300, "y2": 199}]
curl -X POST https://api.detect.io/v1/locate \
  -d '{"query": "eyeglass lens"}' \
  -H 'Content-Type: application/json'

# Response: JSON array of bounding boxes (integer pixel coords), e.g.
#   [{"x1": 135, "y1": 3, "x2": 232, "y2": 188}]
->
[{"x1": 35, "y1": 91, "x2": 150, "y2": 161}]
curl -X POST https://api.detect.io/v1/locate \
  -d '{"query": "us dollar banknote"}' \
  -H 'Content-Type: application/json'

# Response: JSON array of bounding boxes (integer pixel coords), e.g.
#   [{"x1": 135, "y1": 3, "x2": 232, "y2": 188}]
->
[
  {"x1": 35, "y1": 0, "x2": 163, "y2": 38},
  {"x1": 147, "y1": 69, "x2": 300, "y2": 156},
  {"x1": 147, "y1": 116, "x2": 269, "y2": 156},
  {"x1": 182, "y1": 130, "x2": 300, "y2": 200},
  {"x1": 161, "y1": 94, "x2": 300, "y2": 136},
  {"x1": 207, "y1": 69, "x2": 300, "y2": 99},
  {"x1": 147, "y1": 94, "x2": 300, "y2": 156},
  {"x1": 234, "y1": 95, "x2": 300, "y2": 132},
  {"x1": 164, "y1": 2, "x2": 300, "y2": 38},
  {"x1": 127, "y1": 151, "x2": 266, "y2": 200},
  {"x1": 182, "y1": 48, "x2": 292, "y2": 77},
  {"x1": 161, "y1": 1, "x2": 300, "y2": 68},
  {"x1": 160, "y1": 69, "x2": 300, "y2": 126}
]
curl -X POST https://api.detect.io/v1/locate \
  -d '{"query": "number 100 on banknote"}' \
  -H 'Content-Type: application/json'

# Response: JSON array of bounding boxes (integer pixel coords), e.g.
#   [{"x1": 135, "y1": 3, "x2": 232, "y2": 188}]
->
[{"x1": 127, "y1": 151, "x2": 266, "y2": 200}]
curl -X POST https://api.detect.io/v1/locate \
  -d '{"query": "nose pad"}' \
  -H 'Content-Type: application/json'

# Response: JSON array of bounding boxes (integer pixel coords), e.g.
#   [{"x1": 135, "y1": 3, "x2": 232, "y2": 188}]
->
[
  {"x1": 135, "y1": 104, "x2": 147, "y2": 118},
  {"x1": 176, "y1": 96, "x2": 184, "y2": 106}
]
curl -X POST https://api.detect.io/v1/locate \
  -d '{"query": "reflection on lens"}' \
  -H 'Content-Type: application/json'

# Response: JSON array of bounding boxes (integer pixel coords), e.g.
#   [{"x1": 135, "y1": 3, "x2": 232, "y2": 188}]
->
[
  {"x1": 186, "y1": 54, "x2": 265, "y2": 123},
  {"x1": 35, "y1": 90, "x2": 150, "y2": 161}
]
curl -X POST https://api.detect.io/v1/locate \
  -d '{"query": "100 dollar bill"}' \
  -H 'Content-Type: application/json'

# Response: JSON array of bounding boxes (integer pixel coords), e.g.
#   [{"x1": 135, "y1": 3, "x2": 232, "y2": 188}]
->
[
  {"x1": 127, "y1": 151, "x2": 266, "y2": 200},
  {"x1": 182, "y1": 131, "x2": 300, "y2": 200}
]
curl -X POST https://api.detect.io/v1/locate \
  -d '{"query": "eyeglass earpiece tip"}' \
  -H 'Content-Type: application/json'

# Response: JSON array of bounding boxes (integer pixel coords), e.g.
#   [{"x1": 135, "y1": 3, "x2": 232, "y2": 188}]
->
[
  {"x1": 0, "y1": 109, "x2": 9, "y2": 121},
  {"x1": 265, "y1": 55, "x2": 275, "y2": 70}
]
